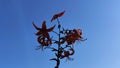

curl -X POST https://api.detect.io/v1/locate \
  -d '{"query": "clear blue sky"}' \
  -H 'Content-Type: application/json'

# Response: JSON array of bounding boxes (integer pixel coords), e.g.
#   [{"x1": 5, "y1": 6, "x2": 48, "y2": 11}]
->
[{"x1": 0, "y1": 0, "x2": 120, "y2": 68}]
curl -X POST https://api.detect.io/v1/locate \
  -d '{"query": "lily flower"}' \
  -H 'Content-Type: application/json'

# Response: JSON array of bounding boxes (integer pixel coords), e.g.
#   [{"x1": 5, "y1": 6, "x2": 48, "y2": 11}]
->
[
  {"x1": 60, "y1": 48, "x2": 75, "y2": 59},
  {"x1": 51, "y1": 10, "x2": 65, "y2": 22},
  {"x1": 60, "y1": 29, "x2": 83, "y2": 48},
  {"x1": 33, "y1": 21, "x2": 55, "y2": 36},
  {"x1": 33, "y1": 21, "x2": 55, "y2": 48}
]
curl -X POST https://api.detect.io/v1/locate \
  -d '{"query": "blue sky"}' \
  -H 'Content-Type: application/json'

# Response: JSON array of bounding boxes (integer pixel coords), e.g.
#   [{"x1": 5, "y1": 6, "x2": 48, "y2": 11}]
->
[{"x1": 0, "y1": 0, "x2": 120, "y2": 68}]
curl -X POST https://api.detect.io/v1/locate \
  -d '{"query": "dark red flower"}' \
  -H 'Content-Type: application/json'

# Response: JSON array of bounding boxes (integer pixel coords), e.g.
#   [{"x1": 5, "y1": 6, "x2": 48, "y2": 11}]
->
[
  {"x1": 51, "y1": 10, "x2": 65, "y2": 22},
  {"x1": 33, "y1": 21, "x2": 55, "y2": 49},
  {"x1": 60, "y1": 48, "x2": 75, "y2": 59},
  {"x1": 33, "y1": 21, "x2": 55, "y2": 36},
  {"x1": 60, "y1": 29, "x2": 83, "y2": 48}
]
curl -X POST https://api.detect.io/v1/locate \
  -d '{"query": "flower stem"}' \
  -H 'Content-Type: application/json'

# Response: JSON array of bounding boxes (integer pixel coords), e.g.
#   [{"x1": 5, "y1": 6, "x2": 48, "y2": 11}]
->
[{"x1": 54, "y1": 18, "x2": 61, "y2": 68}]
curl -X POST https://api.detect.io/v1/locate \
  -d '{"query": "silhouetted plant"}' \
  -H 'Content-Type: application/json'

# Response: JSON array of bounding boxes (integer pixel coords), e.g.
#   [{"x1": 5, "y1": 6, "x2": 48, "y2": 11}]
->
[{"x1": 33, "y1": 10, "x2": 86, "y2": 68}]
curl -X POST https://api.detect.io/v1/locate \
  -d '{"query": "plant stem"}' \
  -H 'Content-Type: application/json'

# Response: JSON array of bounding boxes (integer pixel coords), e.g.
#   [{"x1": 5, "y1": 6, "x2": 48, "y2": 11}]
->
[{"x1": 54, "y1": 18, "x2": 61, "y2": 68}]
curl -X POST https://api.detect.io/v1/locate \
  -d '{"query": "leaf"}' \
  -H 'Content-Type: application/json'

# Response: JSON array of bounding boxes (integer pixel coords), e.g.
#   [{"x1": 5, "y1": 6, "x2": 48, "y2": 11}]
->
[
  {"x1": 50, "y1": 58, "x2": 57, "y2": 61},
  {"x1": 51, "y1": 48, "x2": 58, "y2": 52},
  {"x1": 55, "y1": 53, "x2": 58, "y2": 57}
]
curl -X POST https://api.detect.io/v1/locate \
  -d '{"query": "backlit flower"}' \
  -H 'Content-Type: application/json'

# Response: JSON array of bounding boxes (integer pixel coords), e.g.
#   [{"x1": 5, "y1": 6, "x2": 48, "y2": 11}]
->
[
  {"x1": 60, "y1": 29, "x2": 83, "y2": 48},
  {"x1": 51, "y1": 10, "x2": 65, "y2": 22},
  {"x1": 60, "y1": 48, "x2": 75, "y2": 59},
  {"x1": 33, "y1": 21, "x2": 55, "y2": 49}
]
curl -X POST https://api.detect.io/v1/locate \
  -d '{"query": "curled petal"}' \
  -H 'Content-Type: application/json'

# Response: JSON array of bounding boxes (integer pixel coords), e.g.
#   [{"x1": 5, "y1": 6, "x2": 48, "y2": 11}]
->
[
  {"x1": 36, "y1": 35, "x2": 52, "y2": 50},
  {"x1": 74, "y1": 29, "x2": 82, "y2": 36},
  {"x1": 64, "y1": 51, "x2": 70, "y2": 57},
  {"x1": 36, "y1": 31, "x2": 42, "y2": 36}
]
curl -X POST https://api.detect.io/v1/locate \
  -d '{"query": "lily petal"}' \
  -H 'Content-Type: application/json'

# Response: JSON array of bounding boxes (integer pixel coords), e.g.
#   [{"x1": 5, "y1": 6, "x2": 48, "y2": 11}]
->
[
  {"x1": 42, "y1": 21, "x2": 47, "y2": 30},
  {"x1": 47, "y1": 25, "x2": 55, "y2": 32},
  {"x1": 32, "y1": 22, "x2": 41, "y2": 30}
]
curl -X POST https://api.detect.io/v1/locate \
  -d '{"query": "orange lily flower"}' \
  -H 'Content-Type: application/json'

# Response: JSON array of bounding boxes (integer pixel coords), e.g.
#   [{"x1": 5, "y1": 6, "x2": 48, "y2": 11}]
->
[
  {"x1": 60, "y1": 48, "x2": 75, "y2": 59},
  {"x1": 33, "y1": 21, "x2": 55, "y2": 48},
  {"x1": 60, "y1": 29, "x2": 83, "y2": 48},
  {"x1": 33, "y1": 21, "x2": 55, "y2": 36}
]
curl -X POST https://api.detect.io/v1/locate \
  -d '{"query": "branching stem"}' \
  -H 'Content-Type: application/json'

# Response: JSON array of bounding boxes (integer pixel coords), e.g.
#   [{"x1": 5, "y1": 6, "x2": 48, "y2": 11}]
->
[{"x1": 54, "y1": 18, "x2": 61, "y2": 68}]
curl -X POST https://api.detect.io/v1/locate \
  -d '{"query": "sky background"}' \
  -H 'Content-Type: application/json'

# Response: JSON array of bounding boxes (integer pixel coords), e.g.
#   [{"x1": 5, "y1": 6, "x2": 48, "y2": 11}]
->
[{"x1": 0, "y1": 0, "x2": 120, "y2": 68}]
